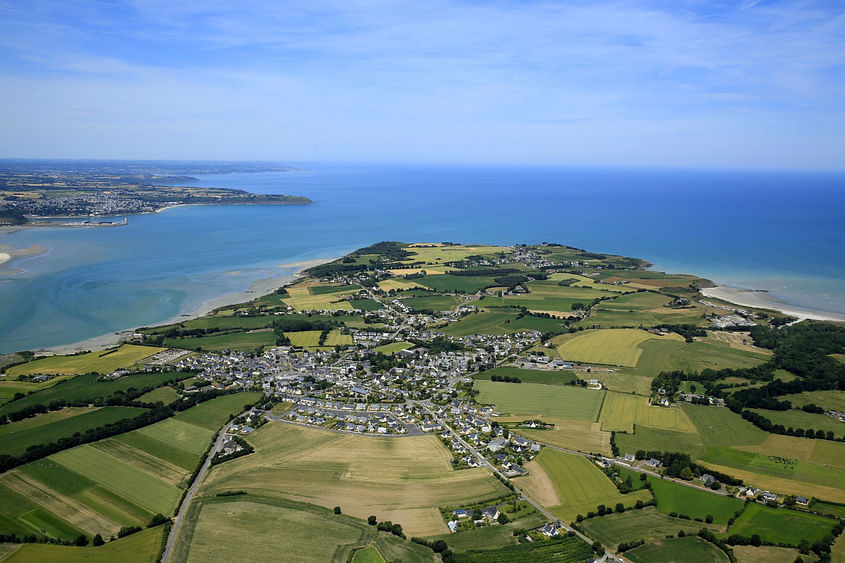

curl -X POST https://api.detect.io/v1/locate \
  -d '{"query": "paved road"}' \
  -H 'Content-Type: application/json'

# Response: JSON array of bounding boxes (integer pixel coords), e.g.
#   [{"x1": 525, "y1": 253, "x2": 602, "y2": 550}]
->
[{"x1": 161, "y1": 411, "x2": 251, "y2": 563}]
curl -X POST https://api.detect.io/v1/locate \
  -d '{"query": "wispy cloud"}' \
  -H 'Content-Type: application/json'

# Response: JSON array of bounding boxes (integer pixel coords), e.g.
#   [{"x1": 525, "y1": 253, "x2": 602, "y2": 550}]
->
[{"x1": 0, "y1": 0, "x2": 843, "y2": 168}]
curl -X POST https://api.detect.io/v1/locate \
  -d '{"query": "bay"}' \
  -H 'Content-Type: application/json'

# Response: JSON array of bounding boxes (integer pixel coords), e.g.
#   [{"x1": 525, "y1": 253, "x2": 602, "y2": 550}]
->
[{"x1": 1, "y1": 163, "x2": 844, "y2": 353}]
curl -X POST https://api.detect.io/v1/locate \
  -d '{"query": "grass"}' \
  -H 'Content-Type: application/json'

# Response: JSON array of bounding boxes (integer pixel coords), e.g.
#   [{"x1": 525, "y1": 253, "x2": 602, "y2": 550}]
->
[
  {"x1": 0, "y1": 376, "x2": 77, "y2": 406},
  {"x1": 0, "y1": 372, "x2": 191, "y2": 417},
  {"x1": 372, "y1": 341, "x2": 414, "y2": 354},
  {"x1": 682, "y1": 404, "x2": 768, "y2": 449},
  {"x1": 731, "y1": 545, "x2": 812, "y2": 563},
  {"x1": 2, "y1": 526, "x2": 165, "y2": 563},
  {"x1": 282, "y1": 283, "x2": 355, "y2": 311},
  {"x1": 5, "y1": 345, "x2": 166, "y2": 376},
  {"x1": 471, "y1": 283, "x2": 609, "y2": 314},
  {"x1": 615, "y1": 426, "x2": 706, "y2": 459},
  {"x1": 749, "y1": 408, "x2": 845, "y2": 439},
  {"x1": 137, "y1": 386, "x2": 180, "y2": 404},
  {"x1": 519, "y1": 449, "x2": 653, "y2": 522},
  {"x1": 780, "y1": 390, "x2": 845, "y2": 412},
  {"x1": 424, "y1": 511, "x2": 546, "y2": 552},
  {"x1": 442, "y1": 309, "x2": 566, "y2": 337},
  {"x1": 514, "y1": 418, "x2": 611, "y2": 456},
  {"x1": 349, "y1": 298, "x2": 384, "y2": 311},
  {"x1": 173, "y1": 391, "x2": 262, "y2": 431},
  {"x1": 725, "y1": 503, "x2": 838, "y2": 546},
  {"x1": 632, "y1": 338, "x2": 770, "y2": 376},
  {"x1": 625, "y1": 536, "x2": 730, "y2": 563},
  {"x1": 646, "y1": 475, "x2": 744, "y2": 524},
  {"x1": 401, "y1": 295, "x2": 459, "y2": 311},
  {"x1": 164, "y1": 330, "x2": 276, "y2": 352},
  {"x1": 0, "y1": 481, "x2": 86, "y2": 539},
  {"x1": 418, "y1": 274, "x2": 500, "y2": 293},
  {"x1": 588, "y1": 370, "x2": 653, "y2": 395},
  {"x1": 811, "y1": 500, "x2": 845, "y2": 518},
  {"x1": 598, "y1": 392, "x2": 698, "y2": 434},
  {"x1": 284, "y1": 330, "x2": 323, "y2": 347},
  {"x1": 474, "y1": 381, "x2": 604, "y2": 421},
  {"x1": 579, "y1": 507, "x2": 719, "y2": 548},
  {"x1": 554, "y1": 329, "x2": 684, "y2": 368},
  {"x1": 473, "y1": 366, "x2": 576, "y2": 386},
  {"x1": 324, "y1": 329, "x2": 354, "y2": 347},
  {"x1": 352, "y1": 546, "x2": 386, "y2": 563},
  {"x1": 0, "y1": 406, "x2": 146, "y2": 456},
  {"x1": 200, "y1": 422, "x2": 508, "y2": 537},
  {"x1": 309, "y1": 283, "x2": 360, "y2": 295},
  {"x1": 373, "y1": 533, "x2": 434, "y2": 563},
  {"x1": 142, "y1": 315, "x2": 271, "y2": 335}
]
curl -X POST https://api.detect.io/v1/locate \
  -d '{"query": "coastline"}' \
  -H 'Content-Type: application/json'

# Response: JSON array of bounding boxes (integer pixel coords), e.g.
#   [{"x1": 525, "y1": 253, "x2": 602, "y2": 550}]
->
[
  {"x1": 32, "y1": 256, "x2": 337, "y2": 356},
  {"x1": 701, "y1": 286, "x2": 845, "y2": 323}
]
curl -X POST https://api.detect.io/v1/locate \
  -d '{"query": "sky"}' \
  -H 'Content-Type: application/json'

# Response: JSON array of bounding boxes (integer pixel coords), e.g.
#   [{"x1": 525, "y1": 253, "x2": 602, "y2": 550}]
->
[{"x1": 0, "y1": 0, "x2": 844, "y2": 169}]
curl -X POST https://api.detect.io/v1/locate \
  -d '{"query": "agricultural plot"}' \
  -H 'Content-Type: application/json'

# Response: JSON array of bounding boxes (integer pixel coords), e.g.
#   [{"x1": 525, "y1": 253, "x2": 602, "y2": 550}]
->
[
  {"x1": 586, "y1": 291, "x2": 707, "y2": 328},
  {"x1": 135, "y1": 418, "x2": 214, "y2": 456},
  {"x1": 625, "y1": 536, "x2": 730, "y2": 563},
  {"x1": 598, "y1": 393, "x2": 697, "y2": 434},
  {"x1": 0, "y1": 372, "x2": 191, "y2": 417},
  {"x1": 682, "y1": 404, "x2": 769, "y2": 449},
  {"x1": 309, "y1": 283, "x2": 360, "y2": 295},
  {"x1": 0, "y1": 376, "x2": 76, "y2": 406},
  {"x1": 425, "y1": 510, "x2": 545, "y2": 552},
  {"x1": 726, "y1": 503, "x2": 838, "y2": 546},
  {"x1": 0, "y1": 406, "x2": 145, "y2": 456},
  {"x1": 281, "y1": 284, "x2": 354, "y2": 311},
  {"x1": 811, "y1": 500, "x2": 845, "y2": 518},
  {"x1": 546, "y1": 272, "x2": 634, "y2": 293},
  {"x1": 142, "y1": 315, "x2": 271, "y2": 335},
  {"x1": 372, "y1": 341, "x2": 415, "y2": 354},
  {"x1": 137, "y1": 386, "x2": 180, "y2": 404},
  {"x1": 615, "y1": 426, "x2": 706, "y2": 460},
  {"x1": 173, "y1": 391, "x2": 263, "y2": 431},
  {"x1": 472, "y1": 366, "x2": 577, "y2": 386},
  {"x1": 471, "y1": 282, "x2": 608, "y2": 314},
  {"x1": 589, "y1": 370, "x2": 653, "y2": 395},
  {"x1": 200, "y1": 423, "x2": 509, "y2": 537},
  {"x1": 731, "y1": 546, "x2": 810, "y2": 563},
  {"x1": 579, "y1": 507, "x2": 719, "y2": 548},
  {"x1": 284, "y1": 330, "x2": 323, "y2": 347},
  {"x1": 442, "y1": 309, "x2": 565, "y2": 336},
  {"x1": 348, "y1": 298, "x2": 383, "y2": 311},
  {"x1": 780, "y1": 390, "x2": 845, "y2": 412},
  {"x1": 519, "y1": 449, "x2": 652, "y2": 522},
  {"x1": 401, "y1": 295, "x2": 459, "y2": 311},
  {"x1": 400, "y1": 244, "x2": 505, "y2": 265},
  {"x1": 323, "y1": 329, "x2": 354, "y2": 347},
  {"x1": 417, "y1": 274, "x2": 499, "y2": 293},
  {"x1": 749, "y1": 408, "x2": 845, "y2": 439},
  {"x1": 3, "y1": 525, "x2": 165, "y2": 563},
  {"x1": 554, "y1": 329, "x2": 683, "y2": 367},
  {"x1": 377, "y1": 278, "x2": 423, "y2": 291},
  {"x1": 633, "y1": 338, "x2": 771, "y2": 376},
  {"x1": 163, "y1": 330, "x2": 276, "y2": 352},
  {"x1": 474, "y1": 381, "x2": 604, "y2": 420},
  {"x1": 515, "y1": 418, "x2": 611, "y2": 456},
  {"x1": 5, "y1": 344, "x2": 166, "y2": 377},
  {"x1": 646, "y1": 475, "x2": 744, "y2": 524}
]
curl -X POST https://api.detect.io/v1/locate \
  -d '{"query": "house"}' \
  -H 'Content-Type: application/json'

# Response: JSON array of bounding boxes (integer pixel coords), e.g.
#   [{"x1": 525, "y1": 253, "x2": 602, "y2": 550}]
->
[
  {"x1": 701, "y1": 473, "x2": 716, "y2": 486},
  {"x1": 487, "y1": 437, "x2": 507, "y2": 452},
  {"x1": 453, "y1": 509, "x2": 470, "y2": 519},
  {"x1": 645, "y1": 458, "x2": 662, "y2": 468},
  {"x1": 447, "y1": 520, "x2": 459, "y2": 533},
  {"x1": 761, "y1": 491, "x2": 778, "y2": 503},
  {"x1": 623, "y1": 453, "x2": 636, "y2": 463},
  {"x1": 481, "y1": 506, "x2": 499, "y2": 521},
  {"x1": 795, "y1": 496, "x2": 809, "y2": 507},
  {"x1": 541, "y1": 522, "x2": 559, "y2": 537}
]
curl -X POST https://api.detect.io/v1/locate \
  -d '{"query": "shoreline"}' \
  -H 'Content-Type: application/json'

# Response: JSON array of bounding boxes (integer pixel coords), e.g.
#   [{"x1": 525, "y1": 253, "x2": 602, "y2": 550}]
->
[
  {"x1": 701, "y1": 286, "x2": 845, "y2": 323},
  {"x1": 31, "y1": 256, "x2": 338, "y2": 356}
]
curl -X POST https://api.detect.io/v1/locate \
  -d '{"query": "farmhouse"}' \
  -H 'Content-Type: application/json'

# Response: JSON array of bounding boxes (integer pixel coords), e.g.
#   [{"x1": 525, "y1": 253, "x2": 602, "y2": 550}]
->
[
  {"x1": 481, "y1": 506, "x2": 500, "y2": 521},
  {"x1": 541, "y1": 522, "x2": 560, "y2": 537}
]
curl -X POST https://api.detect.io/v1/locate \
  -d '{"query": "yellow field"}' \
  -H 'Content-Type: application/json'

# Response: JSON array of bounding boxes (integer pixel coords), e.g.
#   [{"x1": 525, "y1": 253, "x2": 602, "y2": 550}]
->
[
  {"x1": 400, "y1": 244, "x2": 505, "y2": 266},
  {"x1": 6, "y1": 344, "x2": 166, "y2": 376},
  {"x1": 735, "y1": 434, "x2": 845, "y2": 469},
  {"x1": 599, "y1": 392, "x2": 698, "y2": 434},
  {"x1": 377, "y1": 279, "x2": 424, "y2": 291},
  {"x1": 324, "y1": 330, "x2": 353, "y2": 346},
  {"x1": 732, "y1": 545, "x2": 807, "y2": 563},
  {"x1": 554, "y1": 329, "x2": 683, "y2": 367},
  {"x1": 700, "y1": 461, "x2": 845, "y2": 504},
  {"x1": 282, "y1": 285, "x2": 353, "y2": 311},
  {"x1": 200, "y1": 422, "x2": 509, "y2": 536},
  {"x1": 285, "y1": 330, "x2": 323, "y2": 347},
  {"x1": 388, "y1": 268, "x2": 446, "y2": 275},
  {"x1": 515, "y1": 418, "x2": 612, "y2": 456},
  {"x1": 3, "y1": 526, "x2": 165, "y2": 563},
  {"x1": 547, "y1": 273, "x2": 634, "y2": 294}
]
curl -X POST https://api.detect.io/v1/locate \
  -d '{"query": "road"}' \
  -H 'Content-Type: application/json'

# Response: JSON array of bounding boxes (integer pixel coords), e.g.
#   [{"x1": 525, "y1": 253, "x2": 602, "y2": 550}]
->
[{"x1": 161, "y1": 410, "x2": 252, "y2": 563}]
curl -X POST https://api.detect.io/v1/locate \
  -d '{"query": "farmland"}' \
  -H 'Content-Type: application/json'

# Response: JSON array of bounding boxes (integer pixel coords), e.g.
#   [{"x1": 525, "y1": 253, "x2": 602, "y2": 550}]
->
[
  {"x1": 579, "y1": 507, "x2": 719, "y2": 547},
  {"x1": 645, "y1": 475, "x2": 744, "y2": 524},
  {"x1": 281, "y1": 283, "x2": 356, "y2": 311},
  {"x1": 284, "y1": 330, "x2": 322, "y2": 347},
  {"x1": 474, "y1": 380, "x2": 604, "y2": 420},
  {"x1": 172, "y1": 391, "x2": 263, "y2": 431},
  {"x1": 748, "y1": 408, "x2": 845, "y2": 439},
  {"x1": 625, "y1": 536, "x2": 730, "y2": 563},
  {"x1": 199, "y1": 422, "x2": 509, "y2": 537},
  {"x1": 519, "y1": 449, "x2": 652, "y2": 521},
  {"x1": 726, "y1": 503, "x2": 838, "y2": 546},
  {"x1": 554, "y1": 329, "x2": 683, "y2": 367},
  {"x1": 442, "y1": 308, "x2": 565, "y2": 336},
  {"x1": 780, "y1": 390, "x2": 845, "y2": 412},
  {"x1": 633, "y1": 337, "x2": 770, "y2": 375},
  {"x1": 137, "y1": 386, "x2": 180, "y2": 405},
  {"x1": 400, "y1": 294, "x2": 458, "y2": 311},
  {"x1": 514, "y1": 418, "x2": 611, "y2": 455},
  {"x1": 163, "y1": 330, "x2": 275, "y2": 352},
  {"x1": 615, "y1": 426, "x2": 706, "y2": 459},
  {"x1": 472, "y1": 366, "x2": 576, "y2": 386},
  {"x1": 2, "y1": 525, "x2": 166, "y2": 563},
  {"x1": 5, "y1": 344, "x2": 166, "y2": 377},
  {"x1": 372, "y1": 341, "x2": 414, "y2": 354},
  {"x1": 598, "y1": 392, "x2": 698, "y2": 433}
]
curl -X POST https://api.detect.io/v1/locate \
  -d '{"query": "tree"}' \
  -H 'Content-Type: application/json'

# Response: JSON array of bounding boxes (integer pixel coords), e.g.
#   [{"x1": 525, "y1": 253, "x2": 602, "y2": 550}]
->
[
  {"x1": 497, "y1": 513, "x2": 510, "y2": 525},
  {"x1": 333, "y1": 506, "x2": 342, "y2": 514},
  {"x1": 751, "y1": 534, "x2": 762, "y2": 547},
  {"x1": 615, "y1": 503, "x2": 625, "y2": 513},
  {"x1": 92, "y1": 534, "x2": 104, "y2": 546},
  {"x1": 431, "y1": 540, "x2": 448, "y2": 553},
  {"x1": 678, "y1": 530, "x2": 685, "y2": 538},
  {"x1": 148, "y1": 513, "x2": 168, "y2": 527},
  {"x1": 368, "y1": 515, "x2": 377, "y2": 525},
  {"x1": 680, "y1": 467, "x2": 693, "y2": 480},
  {"x1": 75, "y1": 534, "x2": 89, "y2": 546}
]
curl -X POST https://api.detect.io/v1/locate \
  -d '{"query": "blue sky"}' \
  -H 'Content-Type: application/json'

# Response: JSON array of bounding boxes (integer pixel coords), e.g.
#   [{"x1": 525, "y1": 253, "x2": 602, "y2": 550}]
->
[{"x1": 1, "y1": 0, "x2": 844, "y2": 169}]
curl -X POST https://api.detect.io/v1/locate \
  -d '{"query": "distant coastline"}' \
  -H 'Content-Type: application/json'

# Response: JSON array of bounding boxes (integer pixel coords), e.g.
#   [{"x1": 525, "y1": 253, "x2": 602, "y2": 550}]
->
[{"x1": 701, "y1": 286, "x2": 845, "y2": 323}]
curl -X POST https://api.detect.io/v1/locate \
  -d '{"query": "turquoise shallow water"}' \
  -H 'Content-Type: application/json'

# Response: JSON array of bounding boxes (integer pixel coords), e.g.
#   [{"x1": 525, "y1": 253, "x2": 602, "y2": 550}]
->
[{"x1": 1, "y1": 163, "x2": 844, "y2": 353}]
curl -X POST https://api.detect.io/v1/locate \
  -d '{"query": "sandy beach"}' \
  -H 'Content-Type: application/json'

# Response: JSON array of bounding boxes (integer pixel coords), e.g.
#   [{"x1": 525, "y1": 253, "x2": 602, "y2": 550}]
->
[
  {"x1": 35, "y1": 256, "x2": 337, "y2": 355},
  {"x1": 701, "y1": 286, "x2": 845, "y2": 323}
]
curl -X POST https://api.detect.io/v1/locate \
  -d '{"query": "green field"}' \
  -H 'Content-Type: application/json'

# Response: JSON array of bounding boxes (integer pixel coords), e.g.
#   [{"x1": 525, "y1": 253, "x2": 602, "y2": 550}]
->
[
  {"x1": 309, "y1": 283, "x2": 360, "y2": 295},
  {"x1": 474, "y1": 281, "x2": 609, "y2": 313},
  {"x1": 586, "y1": 291, "x2": 709, "y2": 328},
  {"x1": 682, "y1": 404, "x2": 768, "y2": 449},
  {"x1": 522, "y1": 449, "x2": 652, "y2": 522},
  {"x1": 599, "y1": 392, "x2": 697, "y2": 433},
  {"x1": 284, "y1": 330, "x2": 323, "y2": 347},
  {"x1": 615, "y1": 426, "x2": 706, "y2": 459},
  {"x1": 172, "y1": 391, "x2": 263, "y2": 431},
  {"x1": 449, "y1": 535, "x2": 593, "y2": 563},
  {"x1": 352, "y1": 545, "x2": 385, "y2": 563},
  {"x1": 0, "y1": 372, "x2": 191, "y2": 417},
  {"x1": 554, "y1": 329, "x2": 684, "y2": 367},
  {"x1": 2, "y1": 525, "x2": 166, "y2": 563},
  {"x1": 625, "y1": 536, "x2": 730, "y2": 563},
  {"x1": 372, "y1": 341, "x2": 414, "y2": 354},
  {"x1": 474, "y1": 381, "x2": 604, "y2": 420},
  {"x1": 137, "y1": 386, "x2": 180, "y2": 404},
  {"x1": 781, "y1": 390, "x2": 845, "y2": 412},
  {"x1": 425, "y1": 510, "x2": 546, "y2": 552},
  {"x1": 135, "y1": 418, "x2": 215, "y2": 456},
  {"x1": 0, "y1": 406, "x2": 145, "y2": 456},
  {"x1": 442, "y1": 308, "x2": 565, "y2": 336},
  {"x1": 633, "y1": 337, "x2": 770, "y2": 376},
  {"x1": 5, "y1": 345, "x2": 165, "y2": 377},
  {"x1": 579, "y1": 507, "x2": 719, "y2": 548},
  {"x1": 164, "y1": 330, "x2": 276, "y2": 352},
  {"x1": 417, "y1": 274, "x2": 499, "y2": 293},
  {"x1": 142, "y1": 315, "x2": 271, "y2": 335},
  {"x1": 349, "y1": 298, "x2": 384, "y2": 311},
  {"x1": 0, "y1": 376, "x2": 76, "y2": 406},
  {"x1": 473, "y1": 366, "x2": 576, "y2": 386},
  {"x1": 646, "y1": 475, "x2": 744, "y2": 524},
  {"x1": 324, "y1": 329, "x2": 354, "y2": 347},
  {"x1": 401, "y1": 295, "x2": 459, "y2": 311},
  {"x1": 811, "y1": 500, "x2": 845, "y2": 518},
  {"x1": 725, "y1": 503, "x2": 838, "y2": 546},
  {"x1": 749, "y1": 408, "x2": 845, "y2": 439}
]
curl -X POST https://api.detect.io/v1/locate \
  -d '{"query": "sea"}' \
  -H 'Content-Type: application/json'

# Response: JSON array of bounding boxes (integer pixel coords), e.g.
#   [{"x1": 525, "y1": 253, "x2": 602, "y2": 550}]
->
[{"x1": 1, "y1": 163, "x2": 844, "y2": 353}]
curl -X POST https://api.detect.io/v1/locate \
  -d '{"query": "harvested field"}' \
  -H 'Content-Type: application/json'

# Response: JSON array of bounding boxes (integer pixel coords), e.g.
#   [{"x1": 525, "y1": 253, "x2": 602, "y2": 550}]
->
[
  {"x1": 6, "y1": 345, "x2": 165, "y2": 376},
  {"x1": 515, "y1": 418, "x2": 611, "y2": 456},
  {"x1": 599, "y1": 392, "x2": 697, "y2": 434}
]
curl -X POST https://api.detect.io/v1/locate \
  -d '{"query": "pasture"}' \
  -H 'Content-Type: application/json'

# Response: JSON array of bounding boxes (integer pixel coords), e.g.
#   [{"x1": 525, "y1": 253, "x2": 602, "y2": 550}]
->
[
  {"x1": 731, "y1": 546, "x2": 809, "y2": 563},
  {"x1": 646, "y1": 475, "x2": 744, "y2": 524},
  {"x1": 588, "y1": 370, "x2": 653, "y2": 395},
  {"x1": 2, "y1": 525, "x2": 165, "y2": 563},
  {"x1": 137, "y1": 386, "x2": 180, "y2": 404},
  {"x1": 472, "y1": 366, "x2": 577, "y2": 386},
  {"x1": 749, "y1": 408, "x2": 845, "y2": 439},
  {"x1": 163, "y1": 330, "x2": 275, "y2": 352},
  {"x1": 554, "y1": 329, "x2": 683, "y2": 367},
  {"x1": 349, "y1": 298, "x2": 383, "y2": 311},
  {"x1": 0, "y1": 376, "x2": 76, "y2": 406},
  {"x1": 682, "y1": 404, "x2": 768, "y2": 449},
  {"x1": 614, "y1": 426, "x2": 706, "y2": 460},
  {"x1": 586, "y1": 291, "x2": 708, "y2": 328},
  {"x1": 323, "y1": 329, "x2": 354, "y2": 347},
  {"x1": 633, "y1": 338, "x2": 772, "y2": 376},
  {"x1": 372, "y1": 341, "x2": 414, "y2": 354},
  {"x1": 0, "y1": 406, "x2": 145, "y2": 457},
  {"x1": 470, "y1": 281, "x2": 608, "y2": 313},
  {"x1": 5, "y1": 344, "x2": 165, "y2": 377},
  {"x1": 726, "y1": 503, "x2": 838, "y2": 546},
  {"x1": 400, "y1": 244, "x2": 504, "y2": 265},
  {"x1": 519, "y1": 449, "x2": 652, "y2": 522},
  {"x1": 401, "y1": 295, "x2": 459, "y2": 311},
  {"x1": 425, "y1": 509, "x2": 545, "y2": 552},
  {"x1": 285, "y1": 330, "x2": 323, "y2": 347},
  {"x1": 142, "y1": 315, "x2": 271, "y2": 334},
  {"x1": 442, "y1": 309, "x2": 565, "y2": 336},
  {"x1": 173, "y1": 391, "x2": 263, "y2": 431},
  {"x1": 780, "y1": 390, "x2": 845, "y2": 412},
  {"x1": 377, "y1": 278, "x2": 423, "y2": 292},
  {"x1": 598, "y1": 392, "x2": 697, "y2": 434},
  {"x1": 474, "y1": 380, "x2": 604, "y2": 420},
  {"x1": 514, "y1": 418, "x2": 611, "y2": 456},
  {"x1": 625, "y1": 536, "x2": 730, "y2": 563},
  {"x1": 281, "y1": 283, "x2": 354, "y2": 311},
  {"x1": 200, "y1": 422, "x2": 508, "y2": 537},
  {"x1": 417, "y1": 274, "x2": 498, "y2": 293},
  {"x1": 579, "y1": 507, "x2": 719, "y2": 547}
]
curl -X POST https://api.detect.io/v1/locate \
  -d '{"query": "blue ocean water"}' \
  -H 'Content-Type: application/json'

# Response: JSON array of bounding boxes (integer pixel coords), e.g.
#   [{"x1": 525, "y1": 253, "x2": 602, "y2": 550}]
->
[{"x1": 1, "y1": 164, "x2": 844, "y2": 353}]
